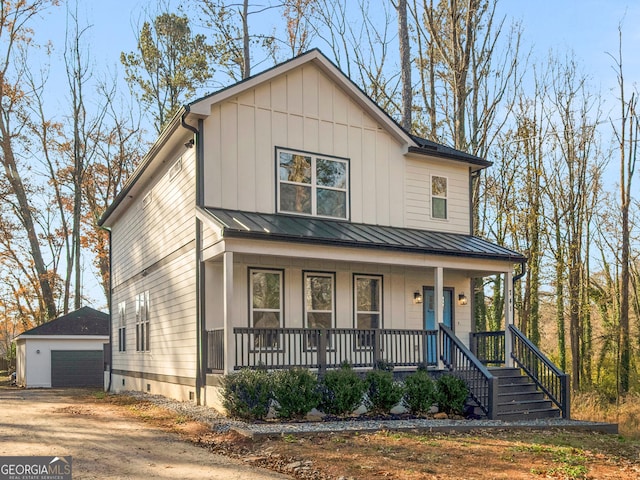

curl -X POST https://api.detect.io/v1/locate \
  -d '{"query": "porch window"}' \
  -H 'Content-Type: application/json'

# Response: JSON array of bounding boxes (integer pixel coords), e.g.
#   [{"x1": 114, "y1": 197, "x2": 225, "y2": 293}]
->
[
  {"x1": 118, "y1": 301, "x2": 126, "y2": 352},
  {"x1": 304, "y1": 272, "x2": 335, "y2": 349},
  {"x1": 250, "y1": 269, "x2": 283, "y2": 349},
  {"x1": 277, "y1": 148, "x2": 348, "y2": 219},
  {"x1": 354, "y1": 275, "x2": 382, "y2": 347},
  {"x1": 431, "y1": 175, "x2": 448, "y2": 219},
  {"x1": 135, "y1": 291, "x2": 150, "y2": 352}
]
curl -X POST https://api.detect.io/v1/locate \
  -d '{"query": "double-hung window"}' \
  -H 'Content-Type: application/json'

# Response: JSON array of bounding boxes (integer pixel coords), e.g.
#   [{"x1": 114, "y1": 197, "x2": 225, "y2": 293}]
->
[
  {"x1": 304, "y1": 272, "x2": 335, "y2": 349},
  {"x1": 277, "y1": 149, "x2": 349, "y2": 219},
  {"x1": 250, "y1": 269, "x2": 283, "y2": 349},
  {"x1": 135, "y1": 291, "x2": 150, "y2": 352},
  {"x1": 431, "y1": 175, "x2": 448, "y2": 219},
  {"x1": 118, "y1": 301, "x2": 126, "y2": 352},
  {"x1": 354, "y1": 275, "x2": 382, "y2": 348}
]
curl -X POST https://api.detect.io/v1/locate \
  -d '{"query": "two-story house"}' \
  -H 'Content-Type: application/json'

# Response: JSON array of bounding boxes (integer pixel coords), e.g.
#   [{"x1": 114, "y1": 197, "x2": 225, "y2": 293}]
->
[{"x1": 100, "y1": 50, "x2": 569, "y2": 419}]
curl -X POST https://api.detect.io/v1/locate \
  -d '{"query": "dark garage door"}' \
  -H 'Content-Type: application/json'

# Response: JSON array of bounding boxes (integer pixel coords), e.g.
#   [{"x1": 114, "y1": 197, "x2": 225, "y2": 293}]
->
[{"x1": 51, "y1": 350, "x2": 103, "y2": 387}]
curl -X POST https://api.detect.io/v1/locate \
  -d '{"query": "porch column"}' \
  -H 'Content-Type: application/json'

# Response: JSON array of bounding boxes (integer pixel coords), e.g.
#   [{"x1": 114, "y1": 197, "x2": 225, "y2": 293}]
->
[
  {"x1": 434, "y1": 267, "x2": 444, "y2": 369},
  {"x1": 223, "y1": 251, "x2": 235, "y2": 375},
  {"x1": 504, "y1": 270, "x2": 514, "y2": 368}
]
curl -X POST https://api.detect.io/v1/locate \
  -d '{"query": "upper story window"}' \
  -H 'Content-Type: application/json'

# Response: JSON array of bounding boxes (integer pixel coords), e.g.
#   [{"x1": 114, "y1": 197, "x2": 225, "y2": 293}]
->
[
  {"x1": 431, "y1": 175, "x2": 448, "y2": 219},
  {"x1": 277, "y1": 148, "x2": 349, "y2": 219}
]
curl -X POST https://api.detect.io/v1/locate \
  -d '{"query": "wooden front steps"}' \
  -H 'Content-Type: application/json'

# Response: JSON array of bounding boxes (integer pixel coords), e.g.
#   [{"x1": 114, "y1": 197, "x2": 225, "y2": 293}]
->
[{"x1": 489, "y1": 367, "x2": 561, "y2": 421}]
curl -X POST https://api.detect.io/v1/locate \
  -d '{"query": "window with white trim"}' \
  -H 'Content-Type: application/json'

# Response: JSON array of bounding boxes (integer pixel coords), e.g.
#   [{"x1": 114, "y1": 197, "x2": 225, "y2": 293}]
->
[
  {"x1": 304, "y1": 272, "x2": 335, "y2": 349},
  {"x1": 135, "y1": 291, "x2": 150, "y2": 352},
  {"x1": 431, "y1": 175, "x2": 448, "y2": 219},
  {"x1": 354, "y1": 275, "x2": 382, "y2": 347},
  {"x1": 277, "y1": 149, "x2": 349, "y2": 219},
  {"x1": 250, "y1": 269, "x2": 283, "y2": 349},
  {"x1": 118, "y1": 301, "x2": 126, "y2": 352}
]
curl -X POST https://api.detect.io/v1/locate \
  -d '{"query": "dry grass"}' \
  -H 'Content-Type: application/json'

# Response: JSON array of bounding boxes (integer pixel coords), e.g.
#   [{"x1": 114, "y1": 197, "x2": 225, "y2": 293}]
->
[{"x1": 572, "y1": 391, "x2": 640, "y2": 438}]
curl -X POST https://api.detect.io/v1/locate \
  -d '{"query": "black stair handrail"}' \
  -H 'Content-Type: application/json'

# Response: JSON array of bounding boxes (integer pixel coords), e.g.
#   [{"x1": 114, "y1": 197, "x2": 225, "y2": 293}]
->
[
  {"x1": 509, "y1": 324, "x2": 570, "y2": 418},
  {"x1": 440, "y1": 324, "x2": 499, "y2": 419}
]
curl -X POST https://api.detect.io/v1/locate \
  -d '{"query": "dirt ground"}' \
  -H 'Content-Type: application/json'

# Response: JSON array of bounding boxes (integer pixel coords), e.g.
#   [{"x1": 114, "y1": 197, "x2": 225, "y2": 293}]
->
[
  {"x1": 0, "y1": 387, "x2": 289, "y2": 480},
  {"x1": 2, "y1": 384, "x2": 640, "y2": 480}
]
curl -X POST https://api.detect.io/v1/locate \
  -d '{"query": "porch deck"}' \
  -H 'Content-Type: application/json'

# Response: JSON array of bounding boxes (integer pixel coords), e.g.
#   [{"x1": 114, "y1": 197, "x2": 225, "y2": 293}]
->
[{"x1": 205, "y1": 324, "x2": 570, "y2": 420}]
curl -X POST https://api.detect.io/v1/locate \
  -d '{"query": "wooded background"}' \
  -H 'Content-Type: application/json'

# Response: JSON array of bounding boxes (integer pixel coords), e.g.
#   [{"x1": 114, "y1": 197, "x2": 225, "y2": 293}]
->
[{"x1": 0, "y1": 0, "x2": 637, "y2": 399}]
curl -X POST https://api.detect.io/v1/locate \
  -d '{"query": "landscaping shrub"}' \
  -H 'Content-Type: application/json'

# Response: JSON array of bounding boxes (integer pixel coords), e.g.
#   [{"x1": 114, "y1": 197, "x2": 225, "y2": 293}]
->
[
  {"x1": 435, "y1": 374, "x2": 468, "y2": 415},
  {"x1": 319, "y1": 363, "x2": 366, "y2": 416},
  {"x1": 364, "y1": 369, "x2": 404, "y2": 415},
  {"x1": 402, "y1": 370, "x2": 436, "y2": 415},
  {"x1": 271, "y1": 368, "x2": 320, "y2": 419},
  {"x1": 220, "y1": 368, "x2": 272, "y2": 420},
  {"x1": 374, "y1": 359, "x2": 395, "y2": 372}
]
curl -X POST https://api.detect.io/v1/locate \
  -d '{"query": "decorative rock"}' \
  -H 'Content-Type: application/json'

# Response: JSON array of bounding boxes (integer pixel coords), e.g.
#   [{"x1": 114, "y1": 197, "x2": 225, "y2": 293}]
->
[
  {"x1": 305, "y1": 412, "x2": 324, "y2": 422},
  {"x1": 285, "y1": 461, "x2": 303, "y2": 471}
]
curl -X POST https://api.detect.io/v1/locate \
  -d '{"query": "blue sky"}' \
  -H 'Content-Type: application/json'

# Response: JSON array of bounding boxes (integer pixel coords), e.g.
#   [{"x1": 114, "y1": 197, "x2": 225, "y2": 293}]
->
[
  {"x1": 26, "y1": 0, "x2": 639, "y2": 308},
  {"x1": 31, "y1": 0, "x2": 640, "y2": 113}
]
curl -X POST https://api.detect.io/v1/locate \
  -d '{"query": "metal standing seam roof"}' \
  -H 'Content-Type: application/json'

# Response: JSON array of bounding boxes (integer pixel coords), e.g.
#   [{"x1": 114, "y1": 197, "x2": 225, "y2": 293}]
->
[{"x1": 202, "y1": 208, "x2": 525, "y2": 262}]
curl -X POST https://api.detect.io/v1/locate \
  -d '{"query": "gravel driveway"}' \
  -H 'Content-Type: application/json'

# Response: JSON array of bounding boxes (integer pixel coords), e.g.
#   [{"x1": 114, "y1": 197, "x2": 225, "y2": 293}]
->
[{"x1": 0, "y1": 387, "x2": 290, "y2": 480}]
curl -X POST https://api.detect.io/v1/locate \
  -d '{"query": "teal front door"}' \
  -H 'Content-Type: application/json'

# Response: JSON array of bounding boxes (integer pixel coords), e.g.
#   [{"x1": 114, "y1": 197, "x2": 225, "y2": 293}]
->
[{"x1": 424, "y1": 287, "x2": 453, "y2": 364}]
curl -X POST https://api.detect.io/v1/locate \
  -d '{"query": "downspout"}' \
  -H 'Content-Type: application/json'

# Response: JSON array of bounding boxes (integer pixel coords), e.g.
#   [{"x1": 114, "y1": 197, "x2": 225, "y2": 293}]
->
[
  {"x1": 181, "y1": 106, "x2": 205, "y2": 405},
  {"x1": 511, "y1": 260, "x2": 527, "y2": 327},
  {"x1": 507, "y1": 259, "x2": 527, "y2": 365},
  {"x1": 100, "y1": 225, "x2": 113, "y2": 393},
  {"x1": 512, "y1": 259, "x2": 527, "y2": 284}
]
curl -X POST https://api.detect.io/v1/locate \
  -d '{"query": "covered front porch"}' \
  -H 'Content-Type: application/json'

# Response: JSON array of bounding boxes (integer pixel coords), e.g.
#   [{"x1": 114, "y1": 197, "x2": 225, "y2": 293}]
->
[{"x1": 198, "y1": 208, "x2": 568, "y2": 419}]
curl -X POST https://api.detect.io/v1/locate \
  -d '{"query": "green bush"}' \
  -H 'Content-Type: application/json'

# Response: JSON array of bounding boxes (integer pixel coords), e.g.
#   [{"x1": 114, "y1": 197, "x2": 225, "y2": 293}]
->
[
  {"x1": 374, "y1": 359, "x2": 395, "y2": 372},
  {"x1": 319, "y1": 364, "x2": 366, "y2": 416},
  {"x1": 271, "y1": 368, "x2": 320, "y2": 419},
  {"x1": 220, "y1": 369, "x2": 272, "y2": 420},
  {"x1": 402, "y1": 370, "x2": 437, "y2": 415},
  {"x1": 364, "y1": 369, "x2": 404, "y2": 414},
  {"x1": 435, "y1": 374, "x2": 468, "y2": 415}
]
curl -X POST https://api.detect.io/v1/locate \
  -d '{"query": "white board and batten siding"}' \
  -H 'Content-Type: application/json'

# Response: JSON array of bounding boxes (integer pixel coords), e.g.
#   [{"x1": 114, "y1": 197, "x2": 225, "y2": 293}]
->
[
  {"x1": 202, "y1": 62, "x2": 419, "y2": 229},
  {"x1": 110, "y1": 146, "x2": 198, "y2": 390}
]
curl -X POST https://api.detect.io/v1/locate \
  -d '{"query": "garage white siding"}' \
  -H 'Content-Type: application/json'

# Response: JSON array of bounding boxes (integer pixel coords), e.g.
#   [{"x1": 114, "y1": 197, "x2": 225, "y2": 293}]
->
[{"x1": 15, "y1": 337, "x2": 108, "y2": 388}]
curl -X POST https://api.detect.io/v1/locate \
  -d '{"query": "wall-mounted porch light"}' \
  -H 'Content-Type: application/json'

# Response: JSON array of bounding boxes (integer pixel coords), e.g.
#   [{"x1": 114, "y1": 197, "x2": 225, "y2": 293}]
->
[
  {"x1": 458, "y1": 293, "x2": 468, "y2": 306},
  {"x1": 413, "y1": 291, "x2": 423, "y2": 304}
]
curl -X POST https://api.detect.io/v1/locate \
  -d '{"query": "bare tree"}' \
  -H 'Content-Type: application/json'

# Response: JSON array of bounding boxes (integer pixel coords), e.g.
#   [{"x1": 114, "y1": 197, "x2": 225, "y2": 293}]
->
[
  {"x1": 609, "y1": 27, "x2": 638, "y2": 394},
  {"x1": 394, "y1": 0, "x2": 412, "y2": 131},
  {"x1": 0, "y1": 0, "x2": 60, "y2": 322}
]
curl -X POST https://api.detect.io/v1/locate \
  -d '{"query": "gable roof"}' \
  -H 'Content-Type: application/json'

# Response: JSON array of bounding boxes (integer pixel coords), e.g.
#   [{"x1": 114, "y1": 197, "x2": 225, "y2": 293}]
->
[
  {"x1": 100, "y1": 49, "x2": 490, "y2": 227},
  {"x1": 200, "y1": 207, "x2": 525, "y2": 263},
  {"x1": 188, "y1": 49, "x2": 411, "y2": 144},
  {"x1": 188, "y1": 49, "x2": 489, "y2": 167},
  {"x1": 18, "y1": 306, "x2": 109, "y2": 337}
]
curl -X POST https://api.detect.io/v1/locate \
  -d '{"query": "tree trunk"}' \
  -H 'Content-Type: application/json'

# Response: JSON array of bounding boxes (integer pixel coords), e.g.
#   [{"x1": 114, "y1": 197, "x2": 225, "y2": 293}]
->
[{"x1": 397, "y1": 0, "x2": 412, "y2": 131}]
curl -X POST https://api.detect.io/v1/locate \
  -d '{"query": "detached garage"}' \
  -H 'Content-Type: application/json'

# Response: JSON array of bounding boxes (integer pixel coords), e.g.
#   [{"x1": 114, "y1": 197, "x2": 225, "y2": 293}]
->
[{"x1": 15, "y1": 307, "x2": 109, "y2": 388}]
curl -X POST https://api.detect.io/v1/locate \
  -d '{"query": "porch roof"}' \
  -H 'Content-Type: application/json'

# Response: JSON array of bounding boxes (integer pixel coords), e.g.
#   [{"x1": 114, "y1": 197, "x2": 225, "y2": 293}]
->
[{"x1": 201, "y1": 208, "x2": 526, "y2": 263}]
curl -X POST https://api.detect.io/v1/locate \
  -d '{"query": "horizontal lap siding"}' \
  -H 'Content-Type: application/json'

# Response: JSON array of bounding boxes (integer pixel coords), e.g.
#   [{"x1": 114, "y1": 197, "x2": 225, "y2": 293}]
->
[
  {"x1": 405, "y1": 159, "x2": 470, "y2": 234},
  {"x1": 205, "y1": 254, "x2": 472, "y2": 348},
  {"x1": 112, "y1": 249, "x2": 197, "y2": 378},
  {"x1": 111, "y1": 148, "x2": 196, "y2": 287},
  {"x1": 111, "y1": 145, "x2": 197, "y2": 380}
]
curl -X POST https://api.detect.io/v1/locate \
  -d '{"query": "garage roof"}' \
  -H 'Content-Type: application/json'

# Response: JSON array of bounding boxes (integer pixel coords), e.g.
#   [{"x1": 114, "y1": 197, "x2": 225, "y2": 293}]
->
[
  {"x1": 19, "y1": 307, "x2": 109, "y2": 336},
  {"x1": 202, "y1": 208, "x2": 525, "y2": 263}
]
